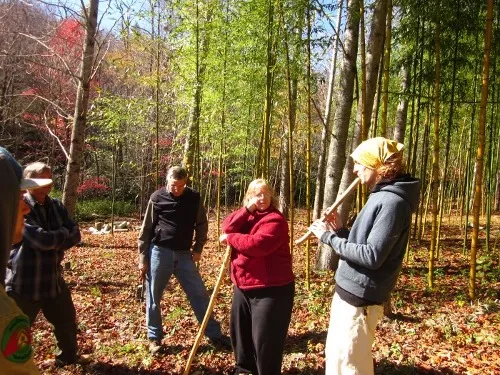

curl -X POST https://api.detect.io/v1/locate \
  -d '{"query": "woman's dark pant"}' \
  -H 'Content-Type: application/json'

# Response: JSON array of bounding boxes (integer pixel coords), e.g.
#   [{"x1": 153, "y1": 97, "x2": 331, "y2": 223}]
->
[{"x1": 231, "y1": 282, "x2": 294, "y2": 375}]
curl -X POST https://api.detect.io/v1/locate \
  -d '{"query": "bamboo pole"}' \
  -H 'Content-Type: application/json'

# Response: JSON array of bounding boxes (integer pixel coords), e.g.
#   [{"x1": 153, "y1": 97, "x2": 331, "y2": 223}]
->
[
  {"x1": 183, "y1": 246, "x2": 232, "y2": 375},
  {"x1": 295, "y1": 177, "x2": 360, "y2": 246}
]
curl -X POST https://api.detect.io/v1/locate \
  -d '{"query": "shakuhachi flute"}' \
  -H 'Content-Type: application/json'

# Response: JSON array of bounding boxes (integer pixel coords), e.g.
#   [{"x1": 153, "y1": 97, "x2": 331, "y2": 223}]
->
[
  {"x1": 295, "y1": 177, "x2": 361, "y2": 245},
  {"x1": 183, "y1": 245, "x2": 232, "y2": 375}
]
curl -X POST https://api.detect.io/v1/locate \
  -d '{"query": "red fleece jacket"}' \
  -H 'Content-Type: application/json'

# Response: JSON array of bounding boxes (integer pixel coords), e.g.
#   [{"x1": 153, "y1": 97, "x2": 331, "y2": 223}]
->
[{"x1": 222, "y1": 206, "x2": 295, "y2": 290}]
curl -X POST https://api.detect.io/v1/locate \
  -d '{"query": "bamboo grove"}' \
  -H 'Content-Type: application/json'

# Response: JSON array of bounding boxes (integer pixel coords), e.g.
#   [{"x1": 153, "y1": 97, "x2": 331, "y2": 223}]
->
[{"x1": 0, "y1": 0, "x2": 498, "y2": 299}]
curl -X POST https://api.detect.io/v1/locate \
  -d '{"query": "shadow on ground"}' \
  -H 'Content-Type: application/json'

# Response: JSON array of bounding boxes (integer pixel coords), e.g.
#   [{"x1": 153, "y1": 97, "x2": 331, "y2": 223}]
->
[{"x1": 376, "y1": 359, "x2": 459, "y2": 375}]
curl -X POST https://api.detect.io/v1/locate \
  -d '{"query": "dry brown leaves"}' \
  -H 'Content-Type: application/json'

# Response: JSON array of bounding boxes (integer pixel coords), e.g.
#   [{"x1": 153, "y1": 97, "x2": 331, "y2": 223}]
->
[{"x1": 31, "y1": 213, "x2": 499, "y2": 374}]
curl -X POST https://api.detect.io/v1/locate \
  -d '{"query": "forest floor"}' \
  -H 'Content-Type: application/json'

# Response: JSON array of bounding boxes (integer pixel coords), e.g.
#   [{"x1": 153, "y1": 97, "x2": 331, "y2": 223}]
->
[{"x1": 31, "y1": 210, "x2": 499, "y2": 375}]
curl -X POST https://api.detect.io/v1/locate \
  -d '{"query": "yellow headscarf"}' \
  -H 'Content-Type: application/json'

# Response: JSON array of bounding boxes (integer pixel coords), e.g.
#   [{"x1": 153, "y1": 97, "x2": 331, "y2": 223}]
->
[{"x1": 350, "y1": 137, "x2": 404, "y2": 170}]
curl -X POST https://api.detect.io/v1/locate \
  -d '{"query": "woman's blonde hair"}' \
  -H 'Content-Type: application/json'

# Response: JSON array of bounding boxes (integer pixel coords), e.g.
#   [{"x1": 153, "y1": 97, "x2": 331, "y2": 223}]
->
[{"x1": 243, "y1": 179, "x2": 279, "y2": 208}]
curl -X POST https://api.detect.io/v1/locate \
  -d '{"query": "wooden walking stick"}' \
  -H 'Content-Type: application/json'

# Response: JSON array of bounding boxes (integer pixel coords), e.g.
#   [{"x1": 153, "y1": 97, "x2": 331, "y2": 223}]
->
[
  {"x1": 295, "y1": 177, "x2": 361, "y2": 245},
  {"x1": 183, "y1": 245, "x2": 232, "y2": 375}
]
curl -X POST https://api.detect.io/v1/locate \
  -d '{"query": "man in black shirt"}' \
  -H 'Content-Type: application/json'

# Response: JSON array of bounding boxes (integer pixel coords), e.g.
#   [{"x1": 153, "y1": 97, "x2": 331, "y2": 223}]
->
[{"x1": 138, "y1": 166, "x2": 230, "y2": 354}]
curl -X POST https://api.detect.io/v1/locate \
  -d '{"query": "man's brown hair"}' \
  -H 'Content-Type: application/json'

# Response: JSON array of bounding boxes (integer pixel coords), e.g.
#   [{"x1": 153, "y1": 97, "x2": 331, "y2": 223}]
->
[{"x1": 167, "y1": 166, "x2": 188, "y2": 181}]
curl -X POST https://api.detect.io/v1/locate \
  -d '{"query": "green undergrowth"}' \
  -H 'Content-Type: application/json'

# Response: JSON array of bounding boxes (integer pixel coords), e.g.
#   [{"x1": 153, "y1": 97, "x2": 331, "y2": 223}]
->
[{"x1": 75, "y1": 199, "x2": 135, "y2": 221}]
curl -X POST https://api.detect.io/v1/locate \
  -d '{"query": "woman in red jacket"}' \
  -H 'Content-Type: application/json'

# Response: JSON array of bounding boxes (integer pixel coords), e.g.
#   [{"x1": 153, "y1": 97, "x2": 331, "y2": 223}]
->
[{"x1": 220, "y1": 179, "x2": 295, "y2": 375}]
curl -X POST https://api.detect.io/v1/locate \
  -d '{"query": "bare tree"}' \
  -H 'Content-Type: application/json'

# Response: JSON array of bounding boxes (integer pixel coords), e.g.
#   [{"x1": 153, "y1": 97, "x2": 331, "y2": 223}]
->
[
  {"x1": 337, "y1": 0, "x2": 388, "y2": 223},
  {"x1": 393, "y1": 65, "x2": 410, "y2": 143},
  {"x1": 313, "y1": 0, "x2": 344, "y2": 220},
  {"x1": 316, "y1": 0, "x2": 360, "y2": 270},
  {"x1": 469, "y1": 0, "x2": 493, "y2": 300},
  {"x1": 62, "y1": 0, "x2": 100, "y2": 214}
]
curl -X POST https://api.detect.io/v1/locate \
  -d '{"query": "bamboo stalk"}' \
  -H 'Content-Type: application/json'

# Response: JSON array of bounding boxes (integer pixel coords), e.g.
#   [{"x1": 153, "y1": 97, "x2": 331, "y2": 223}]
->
[{"x1": 183, "y1": 245, "x2": 232, "y2": 375}]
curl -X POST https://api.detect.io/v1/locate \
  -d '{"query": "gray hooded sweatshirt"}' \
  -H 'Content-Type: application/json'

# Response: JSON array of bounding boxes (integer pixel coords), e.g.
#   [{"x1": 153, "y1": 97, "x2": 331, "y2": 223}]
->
[{"x1": 321, "y1": 175, "x2": 421, "y2": 304}]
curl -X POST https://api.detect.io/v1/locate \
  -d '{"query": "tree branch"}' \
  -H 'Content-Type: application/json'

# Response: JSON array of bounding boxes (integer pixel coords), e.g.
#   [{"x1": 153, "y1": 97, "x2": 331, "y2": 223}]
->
[
  {"x1": 43, "y1": 112, "x2": 69, "y2": 160},
  {"x1": 18, "y1": 32, "x2": 81, "y2": 86}
]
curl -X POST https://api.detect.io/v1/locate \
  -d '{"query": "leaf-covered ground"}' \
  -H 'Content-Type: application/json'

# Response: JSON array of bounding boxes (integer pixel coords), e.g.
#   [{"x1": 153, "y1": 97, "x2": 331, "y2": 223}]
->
[{"x1": 31, "y1": 212, "x2": 499, "y2": 374}]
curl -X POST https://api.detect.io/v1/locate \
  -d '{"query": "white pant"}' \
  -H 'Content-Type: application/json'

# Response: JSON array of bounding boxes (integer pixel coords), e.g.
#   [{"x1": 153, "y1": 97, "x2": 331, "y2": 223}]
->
[{"x1": 325, "y1": 293, "x2": 384, "y2": 375}]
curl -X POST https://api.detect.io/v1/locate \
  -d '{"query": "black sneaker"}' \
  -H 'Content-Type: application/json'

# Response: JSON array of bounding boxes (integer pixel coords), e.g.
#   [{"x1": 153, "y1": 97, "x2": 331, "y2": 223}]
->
[{"x1": 208, "y1": 335, "x2": 232, "y2": 351}]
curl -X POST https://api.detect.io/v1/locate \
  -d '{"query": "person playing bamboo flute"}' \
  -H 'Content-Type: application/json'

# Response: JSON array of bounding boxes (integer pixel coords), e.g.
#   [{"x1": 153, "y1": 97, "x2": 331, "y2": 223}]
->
[
  {"x1": 308, "y1": 137, "x2": 420, "y2": 375},
  {"x1": 220, "y1": 178, "x2": 295, "y2": 375}
]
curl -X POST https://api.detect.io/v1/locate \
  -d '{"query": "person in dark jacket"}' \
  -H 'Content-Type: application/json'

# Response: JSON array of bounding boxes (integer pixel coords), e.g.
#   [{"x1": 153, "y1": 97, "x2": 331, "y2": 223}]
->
[
  {"x1": 309, "y1": 137, "x2": 420, "y2": 375},
  {"x1": 138, "y1": 166, "x2": 230, "y2": 354},
  {"x1": 220, "y1": 178, "x2": 295, "y2": 375},
  {"x1": 6, "y1": 162, "x2": 81, "y2": 367},
  {"x1": 0, "y1": 148, "x2": 52, "y2": 374}
]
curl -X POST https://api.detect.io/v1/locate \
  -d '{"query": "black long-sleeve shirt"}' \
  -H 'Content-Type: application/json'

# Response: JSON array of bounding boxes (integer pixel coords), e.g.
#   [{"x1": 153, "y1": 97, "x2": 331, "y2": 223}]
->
[{"x1": 137, "y1": 187, "x2": 208, "y2": 268}]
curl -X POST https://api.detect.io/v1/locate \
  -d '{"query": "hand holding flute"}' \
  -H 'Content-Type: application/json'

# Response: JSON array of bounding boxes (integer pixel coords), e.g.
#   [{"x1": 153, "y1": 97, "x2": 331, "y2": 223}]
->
[
  {"x1": 308, "y1": 212, "x2": 342, "y2": 239},
  {"x1": 295, "y1": 177, "x2": 360, "y2": 245}
]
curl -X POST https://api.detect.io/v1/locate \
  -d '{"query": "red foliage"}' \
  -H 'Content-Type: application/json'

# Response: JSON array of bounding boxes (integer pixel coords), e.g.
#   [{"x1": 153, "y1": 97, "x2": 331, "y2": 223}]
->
[
  {"x1": 20, "y1": 17, "x2": 99, "y2": 159},
  {"x1": 211, "y1": 169, "x2": 224, "y2": 177},
  {"x1": 159, "y1": 137, "x2": 173, "y2": 147},
  {"x1": 77, "y1": 177, "x2": 111, "y2": 199},
  {"x1": 20, "y1": 88, "x2": 39, "y2": 96},
  {"x1": 51, "y1": 19, "x2": 85, "y2": 57},
  {"x1": 26, "y1": 18, "x2": 85, "y2": 114}
]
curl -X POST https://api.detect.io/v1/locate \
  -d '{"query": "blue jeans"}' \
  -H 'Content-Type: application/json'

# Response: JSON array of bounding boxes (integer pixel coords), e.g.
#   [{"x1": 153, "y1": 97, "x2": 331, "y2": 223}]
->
[{"x1": 146, "y1": 244, "x2": 223, "y2": 341}]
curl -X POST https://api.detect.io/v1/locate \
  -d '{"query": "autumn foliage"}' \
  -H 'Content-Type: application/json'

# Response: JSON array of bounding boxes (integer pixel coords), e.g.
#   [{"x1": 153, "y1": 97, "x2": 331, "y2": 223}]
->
[{"x1": 77, "y1": 177, "x2": 112, "y2": 199}]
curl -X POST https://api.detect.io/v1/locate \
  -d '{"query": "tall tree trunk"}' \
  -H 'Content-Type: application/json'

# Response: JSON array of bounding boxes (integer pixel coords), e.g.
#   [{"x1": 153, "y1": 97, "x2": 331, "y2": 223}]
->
[
  {"x1": 495, "y1": 171, "x2": 500, "y2": 213},
  {"x1": 62, "y1": 0, "x2": 99, "y2": 215},
  {"x1": 406, "y1": 7, "x2": 421, "y2": 175},
  {"x1": 416, "y1": 102, "x2": 430, "y2": 243},
  {"x1": 410, "y1": 18, "x2": 426, "y2": 177},
  {"x1": 337, "y1": 0, "x2": 388, "y2": 222},
  {"x1": 470, "y1": 0, "x2": 493, "y2": 300},
  {"x1": 154, "y1": 1, "x2": 161, "y2": 188},
  {"x1": 216, "y1": 0, "x2": 229, "y2": 251},
  {"x1": 463, "y1": 34, "x2": 480, "y2": 254},
  {"x1": 494, "y1": 100, "x2": 500, "y2": 213},
  {"x1": 184, "y1": 1, "x2": 211, "y2": 187},
  {"x1": 371, "y1": 50, "x2": 385, "y2": 138},
  {"x1": 313, "y1": 0, "x2": 343, "y2": 220},
  {"x1": 485, "y1": 73, "x2": 496, "y2": 252},
  {"x1": 410, "y1": 19, "x2": 426, "y2": 242},
  {"x1": 305, "y1": 2, "x2": 312, "y2": 287},
  {"x1": 436, "y1": 0, "x2": 460, "y2": 258},
  {"x1": 315, "y1": 0, "x2": 360, "y2": 271},
  {"x1": 380, "y1": 0, "x2": 392, "y2": 137},
  {"x1": 279, "y1": 87, "x2": 297, "y2": 220},
  {"x1": 257, "y1": 0, "x2": 276, "y2": 180},
  {"x1": 278, "y1": 0, "x2": 303, "y2": 221},
  {"x1": 359, "y1": 0, "x2": 367, "y2": 140},
  {"x1": 428, "y1": 0, "x2": 441, "y2": 290},
  {"x1": 393, "y1": 65, "x2": 410, "y2": 143},
  {"x1": 485, "y1": 25, "x2": 498, "y2": 250}
]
